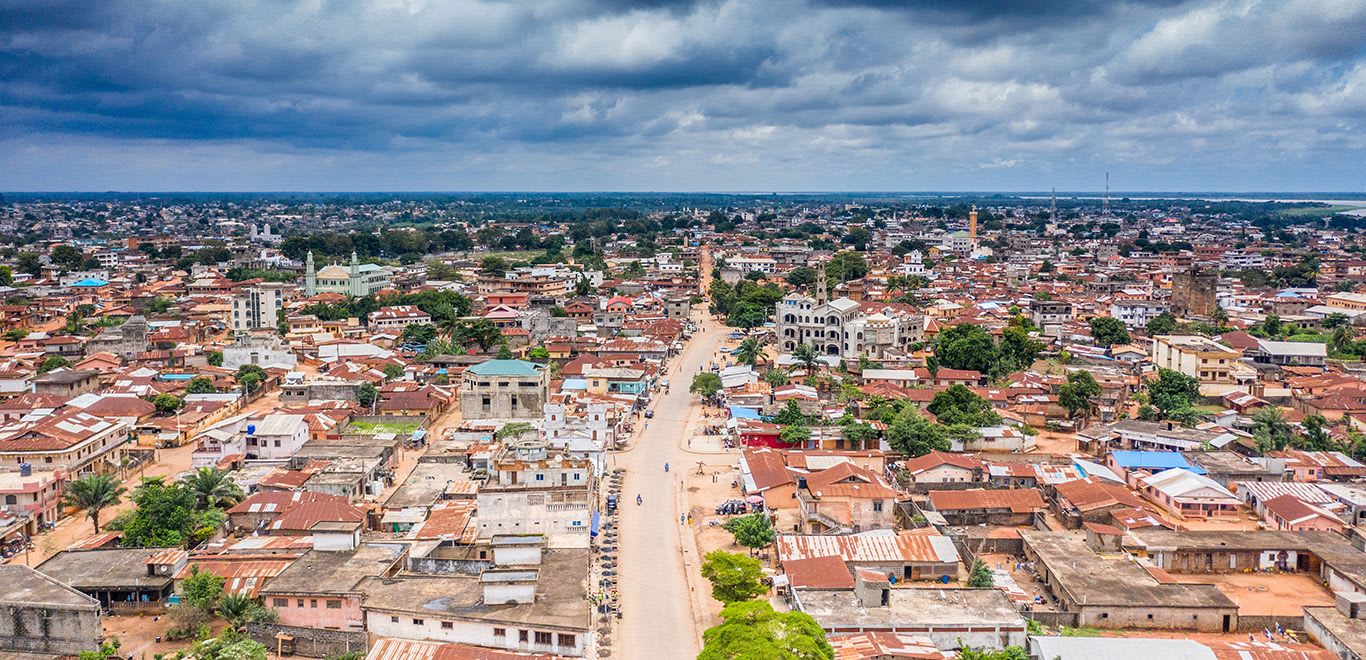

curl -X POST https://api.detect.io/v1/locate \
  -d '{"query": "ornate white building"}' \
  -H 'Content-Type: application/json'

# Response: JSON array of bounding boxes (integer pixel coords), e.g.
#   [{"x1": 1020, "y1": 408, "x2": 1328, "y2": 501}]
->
[{"x1": 774, "y1": 274, "x2": 927, "y2": 360}]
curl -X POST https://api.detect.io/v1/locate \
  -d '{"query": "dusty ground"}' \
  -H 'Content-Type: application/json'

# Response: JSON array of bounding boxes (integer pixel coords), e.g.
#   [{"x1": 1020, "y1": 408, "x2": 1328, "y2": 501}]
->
[
  {"x1": 978, "y1": 552, "x2": 1059, "y2": 610},
  {"x1": 1179, "y1": 513, "x2": 1267, "y2": 531},
  {"x1": 1172, "y1": 572, "x2": 1335, "y2": 616},
  {"x1": 102, "y1": 612, "x2": 224, "y2": 658},
  {"x1": 1029, "y1": 430, "x2": 1078, "y2": 455},
  {"x1": 682, "y1": 460, "x2": 758, "y2": 559}
]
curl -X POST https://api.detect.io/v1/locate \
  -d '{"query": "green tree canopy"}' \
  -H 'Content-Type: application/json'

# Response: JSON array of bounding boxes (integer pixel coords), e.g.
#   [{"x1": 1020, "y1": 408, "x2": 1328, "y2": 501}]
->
[
  {"x1": 1058, "y1": 370, "x2": 1102, "y2": 422},
  {"x1": 1148, "y1": 368, "x2": 1201, "y2": 416},
  {"x1": 927, "y1": 385, "x2": 1001, "y2": 427},
  {"x1": 691, "y1": 372, "x2": 723, "y2": 397},
  {"x1": 1088, "y1": 316, "x2": 1131, "y2": 347},
  {"x1": 700, "y1": 551, "x2": 769, "y2": 603},
  {"x1": 186, "y1": 376, "x2": 217, "y2": 394},
  {"x1": 885, "y1": 409, "x2": 951, "y2": 457},
  {"x1": 723, "y1": 513, "x2": 776, "y2": 554},
  {"x1": 699, "y1": 600, "x2": 833, "y2": 660},
  {"x1": 931, "y1": 323, "x2": 998, "y2": 374},
  {"x1": 63, "y1": 473, "x2": 125, "y2": 534}
]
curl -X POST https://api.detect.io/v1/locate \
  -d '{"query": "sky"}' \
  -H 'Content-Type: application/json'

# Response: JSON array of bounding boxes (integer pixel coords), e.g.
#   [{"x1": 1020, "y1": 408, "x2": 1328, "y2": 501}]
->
[{"x1": 1, "y1": 0, "x2": 1364, "y2": 192}]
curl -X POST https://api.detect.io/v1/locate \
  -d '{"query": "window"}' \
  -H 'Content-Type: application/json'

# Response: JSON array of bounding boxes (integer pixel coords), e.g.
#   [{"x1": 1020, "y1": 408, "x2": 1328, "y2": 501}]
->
[
  {"x1": 1100, "y1": 613, "x2": 1109, "y2": 619},
  {"x1": 535, "y1": 631, "x2": 553, "y2": 645},
  {"x1": 872, "y1": 500, "x2": 883, "y2": 513},
  {"x1": 412, "y1": 619, "x2": 424, "y2": 626},
  {"x1": 558, "y1": 634, "x2": 576, "y2": 647},
  {"x1": 297, "y1": 599, "x2": 304, "y2": 608},
  {"x1": 535, "y1": 474, "x2": 545, "y2": 481},
  {"x1": 310, "y1": 599, "x2": 318, "y2": 608},
  {"x1": 441, "y1": 621, "x2": 453, "y2": 629},
  {"x1": 1147, "y1": 613, "x2": 1154, "y2": 620},
  {"x1": 326, "y1": 600, "x2": 340, "y2": 609},
  {"x1": 519, "y1": 630, "x2": 529, "y2": 642},
  {"x1": 3, "y1": 495, "x2": 15, "y2": 505},
  {"x1": 391, "y1": 616, "x2": 399, "y2": 623},
  {"x1": 493, "y1": 628, "x2": 506, "y2": 639},
  {"x1": 273, "y1": 598, "x2": 287, "y2": 608}
]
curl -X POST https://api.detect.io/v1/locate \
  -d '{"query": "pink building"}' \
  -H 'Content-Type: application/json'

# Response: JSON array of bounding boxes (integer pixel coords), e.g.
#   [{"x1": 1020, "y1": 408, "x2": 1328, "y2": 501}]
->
[{"x1": 1261, "y1": 494, "x2": 1346, "y2": 533}]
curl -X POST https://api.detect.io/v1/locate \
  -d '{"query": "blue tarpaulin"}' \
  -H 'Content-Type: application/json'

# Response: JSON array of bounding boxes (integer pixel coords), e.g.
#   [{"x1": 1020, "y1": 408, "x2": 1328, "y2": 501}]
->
[
  {"x1": 590, "y1": 511, "x2": 601, "y2": 537},
  {"x1": 729, "y1": 406, "x2": 761, "y2": 420}
]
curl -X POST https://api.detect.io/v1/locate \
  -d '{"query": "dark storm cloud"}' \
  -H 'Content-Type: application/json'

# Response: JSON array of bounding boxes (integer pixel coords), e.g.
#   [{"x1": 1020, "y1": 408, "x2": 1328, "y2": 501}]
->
[{"x1": 0, "y1": 0, "x2": 1363, "y2": 190}]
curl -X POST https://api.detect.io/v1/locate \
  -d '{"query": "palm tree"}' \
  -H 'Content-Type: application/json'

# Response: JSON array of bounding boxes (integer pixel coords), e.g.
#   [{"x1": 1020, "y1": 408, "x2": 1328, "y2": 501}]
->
[
  {"x1": 792, "y1": 343, "x2": 820, "y2": 375},
  {"x1": 63, "y1": 473, "x2": 125, "y2": 534},
  {"x1": 733, "y1": 337, "x2": 763, "y2": 368},
  {"x1": 182, "y1": 467, "x2": 244, "y2": 510}
]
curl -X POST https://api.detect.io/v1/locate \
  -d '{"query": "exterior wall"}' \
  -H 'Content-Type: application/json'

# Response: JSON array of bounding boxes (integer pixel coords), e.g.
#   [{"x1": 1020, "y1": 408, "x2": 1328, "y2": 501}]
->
[
  {"x1": 267, "y1": 594, "x2": 364, "y2": 631},
  {"x1": 911, "y1": 465, "x2": 978, "y2": 484},
  {"x1": 476, "y1": 489, "x2": 591, "y2": 545},
  {"x1": 365, "y1": 609, "x2": 585, "y2": 657},
  {"x1": 460, "y1": 375, "x2": 548, "y2": 420},
  {"x1": 0, "y1": 423, "x2": 130, "y2": 476},
  {"x1": 0, "y1": 604, "x2": 102, "y2": 656},
  {"x1": 1074, "y1": 604, "x2": 1234, "y2": 632}
]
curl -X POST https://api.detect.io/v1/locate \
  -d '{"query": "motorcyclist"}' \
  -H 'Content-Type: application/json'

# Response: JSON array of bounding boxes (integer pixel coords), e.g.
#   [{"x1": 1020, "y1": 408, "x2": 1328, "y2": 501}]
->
[
  {"x1": 664, "y1": 462, "x2": 670, "y2": 472},
  {"x1": 636, "y1": 494, "x2": 643, "y2": 505}
]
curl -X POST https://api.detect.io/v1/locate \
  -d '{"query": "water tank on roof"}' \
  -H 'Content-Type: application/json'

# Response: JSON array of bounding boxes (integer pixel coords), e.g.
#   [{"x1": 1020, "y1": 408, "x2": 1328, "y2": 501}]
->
[
  {"x1": 246, "y1": 424, "x2": 256, "y2": 436},
  {"x1": 19, "y1": 463, "x2": 31, "y2": 477}
]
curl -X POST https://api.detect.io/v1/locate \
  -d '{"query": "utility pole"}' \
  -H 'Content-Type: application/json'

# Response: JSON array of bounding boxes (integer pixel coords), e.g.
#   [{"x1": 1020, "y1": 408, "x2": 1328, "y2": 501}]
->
[{"x1": 1103, "y1": 172, "x2": 1111, "y2": 217}]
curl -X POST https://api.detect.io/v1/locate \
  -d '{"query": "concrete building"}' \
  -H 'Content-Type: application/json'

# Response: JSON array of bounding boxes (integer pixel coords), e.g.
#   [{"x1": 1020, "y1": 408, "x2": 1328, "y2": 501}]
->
[
  {"x1": 775, "y1": 293, "x2": 925, "y2": 360},
  {"x1": 1171, "y1": 267, "x2": 1218, "y2": 319},
  {"x1": 460, "y1": 360, "x2": 548, "y2": 421},
  {"x1": 1305, "y1": 596, "x2": 1366, "y2": 660},
  {"x1": 476, "y1": 438, "x2": 594, "y2": 547},
  {"x1": 793, "y1": 577, "x2": 1026, "y2": 651},
  {"x1": 1110, "y1": 300, "x2": 1169, "y2": 328},
  {"x1": 0, "y1": 564, "x2": 102, "y2": 656},
  {"x1": 305, "y1": 251, "x2": 392, "y2": 297},
  {"x1": 85, "y1": 314, "x2": 148, "y2": 359},
  {"x1": 0, "y1": 409, "x2": 130, "y2": 476},
  {"x1": 1030, "y1": 300, "x2": 1073, "y2": 328},
  {"x1": 359, "y1": 545, "x2": 591, "y2": 657},
  {"x1": 221, "y1": 333, "x2": 297, "y2": 370},
  {"x1": 1020, "y1": 531, "x2": 1238, "y2": 632},
  {"x1": 1150, "y1": 335, "x2": 1248, "y2": 385},
  {"x1": 262, "y1": 540, "x2": 406, "y2": 631},
  {"x1": 36, "y1": 547, "x2": 184, "y2": 606},
  {"x1": 231, "y1": 283, "x2": 287, "y2": 333}
]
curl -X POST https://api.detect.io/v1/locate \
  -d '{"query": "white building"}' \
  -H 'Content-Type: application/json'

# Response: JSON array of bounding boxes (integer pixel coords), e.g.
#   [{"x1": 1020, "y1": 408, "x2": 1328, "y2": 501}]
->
[{"x1": 231, "y1": 283, "x2": 287, "y2": 333}]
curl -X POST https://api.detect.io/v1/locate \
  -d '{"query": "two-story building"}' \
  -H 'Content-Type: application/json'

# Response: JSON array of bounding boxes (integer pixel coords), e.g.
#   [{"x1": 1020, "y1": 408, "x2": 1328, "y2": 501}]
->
[
  {"x1": 476, "y1": 439, "x2": 594, "y2": 547},
  {"x1": 459, "y1": 360, "x2": 548, "y2": 421}
]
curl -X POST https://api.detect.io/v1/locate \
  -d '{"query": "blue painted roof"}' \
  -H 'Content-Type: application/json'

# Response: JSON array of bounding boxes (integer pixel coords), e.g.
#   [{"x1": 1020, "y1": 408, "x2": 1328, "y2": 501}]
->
[
  {"x1": 466, "y1": 359, "x2": 541, "y2": 376},
  {"x1": 72, "y1": 278, "x2": 109, "y2": 287},
  {"x1": 1108, "y1": 450, "x2": 1205, "y2": 474},
  {"x1": 730, "y1": 406, "x2": 761, "y2": 420}
]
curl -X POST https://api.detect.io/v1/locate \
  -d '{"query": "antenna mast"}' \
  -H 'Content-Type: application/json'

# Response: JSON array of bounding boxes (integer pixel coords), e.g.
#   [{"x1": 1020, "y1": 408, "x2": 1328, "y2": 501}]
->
[
  {"x1": 1050, "y1": 187, "x2": 1057, "y2": 224},
  {"x1": 1103, "y1": 172, "x2": 1111, "y2": 217}
]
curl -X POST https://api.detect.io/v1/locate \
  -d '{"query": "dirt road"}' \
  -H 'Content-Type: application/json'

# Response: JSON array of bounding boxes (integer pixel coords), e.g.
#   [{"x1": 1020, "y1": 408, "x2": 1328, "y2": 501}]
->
[{"x1": 616, "y1": 303, "x2": 728, "y2": 658}]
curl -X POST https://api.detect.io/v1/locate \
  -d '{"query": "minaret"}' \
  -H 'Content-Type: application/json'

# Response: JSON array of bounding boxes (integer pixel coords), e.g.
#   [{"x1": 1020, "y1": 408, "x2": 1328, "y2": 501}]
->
[
  {"x1": 349, "y1": 251, "x2": 362, "y2": 297},
  {"x1": 816, "y1": 262, "x2": 829, "y2": 305},
  {"x1": 969, "y1": 205, "x2": 979, "y2": 249},
  {"x1": 304, "y1": 251, "x2": 316, "y2": 296}
]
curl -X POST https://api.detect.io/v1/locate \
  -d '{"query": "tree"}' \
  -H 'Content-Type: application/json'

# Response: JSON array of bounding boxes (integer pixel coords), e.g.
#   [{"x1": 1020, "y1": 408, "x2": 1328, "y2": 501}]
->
[
  {"x1": 382, "y1": 363, "x2": 405, "y2": 381},
  {"x1": 792, "y1": 343, "x2": 820, "y2": 375},
  {"x1": 779, "y1": 424, "x2": 810, "y2": 447},
  {"x1": 968, "y1": 558, "x2": 995, "y2": 588},
  {"x1": 401, "y1": 323, "x2": 437, "y2": 346},
  {"x1": 931, "y1": 323, "x2": 998, "y2": 373},
  {"x1": 998, "y1": 325, "x2": 1044, "y2": 373},
  {"x1": 357, "y1": 382, "x2": 378, "y2": 407},
  {"x1": 206, "y1": 350, "x2": 224, "y2": 367},
  {"x1": 723, "y1": 513, "x2": 776, "y2": 555},
  {"x1": 700, "y1": 551, "x2": 768, "y2": 603},
  {"x1": 495, "y1": 341, "x2": 514, "y2": 359},
  {"x1": 1058, "y1": 370, "x2": 1102, "y2": 423},
  {"x1": 762, "y1": 368, "x2": 789, "y2": 387},
  {"x1": 885, "y1": 410, "x2": 950, "y2": 457},
  {"x1": 1252, "y1": 406, "x2": 1295, "y2": 452},
  {"x1": 840, "y1": 420, "x2": 879, "y2": 450},
  {"x1": 1088, "y1": 316, "x2": 1131, "y2": 347},
  {"x1": 16, "y1": 251, "x2": 42, "y2": 276},
  {"x1": 451, "y1": 318, "x2": 503, "y2": 351},
  {"x1": 784, "y1": 266, "x2": 817, "y2": 288},
  {"x1": 50, "y1": 244, "x2": 84, "y2": 269},
  {"x1": 182, "y1": 467, "x2": 244, "y2": 509},
  {"x1": 1262, "y1": 313, "x2": 1283, "y2": 338},
  {"x1": 62, "y1": 474, "x2": 125, "y2": 534},
  {"x1": 186, "y1": 376, "x2": 217, "y2": 394},
  {"x1": 495, "y1": 421, "x2": 535, "y2": 441},
  {"x1": 699, "y1": 600, "x2": 833, "y2": 660},
  {"x1": 146, "y1": 296, "x2": 174, "y2": 314},
  {"x1": 181, "y1": 565, "x2": 225, "y2": 612},
  {"x1": 217, "y1": 593, "x2": 275, "y2": 627},
  {"x1": 691, "y1": 372, "x2": 723, "y2": 398},
  {"x1": 2, "y1": 328, "x2": 28, "y2": 342},
  {"x1": 153, "y1": 393, "x2": 185, "y2": 414},
  {"x1": 927, "y1": 385, "x2": 1001, "y2": 427},
  {"x1": 120, "y1": 477, "x2": 199, "y2": 548},
  {"x1": 1299, "y1": 414, "x2": 1338, "y2": 451},
  {"x1": 727, "y1": 301, "x2": 768, "y2": 329},
  {"x1": 1324, "y1": 312, "x2": 1351, "y2": 330},
  {"x1": 1148, "y1": 368, "x2": 1200, "y2": 416},
  {"x1": 825, "y1": 251, "x2": 869, "y2": 283},
  {"x1": 733, "y1": 337, "x2": 763, "y2": 367},
  {"x1": 479, "y1": 256, "x2": 509, "y2": 277},
  {"x1": 527, "y1": 346, "x2": 550, "y2": 362},
  {"x1": 1146, "y1": 311, "x2": 1178, "y2": 335},
  {"x1": 39, "y1": 355, "x2": 71, "y2": 373}
]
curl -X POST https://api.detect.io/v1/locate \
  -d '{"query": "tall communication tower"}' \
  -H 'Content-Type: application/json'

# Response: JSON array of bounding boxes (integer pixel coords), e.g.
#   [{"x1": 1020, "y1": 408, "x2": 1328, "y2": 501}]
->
[
  {"x1": 1102, "y1": 172, "x2": 1111, "y2": 217},
  {"x1": 1050, "y1": 187, "x2": 1057, "y2": 224}
]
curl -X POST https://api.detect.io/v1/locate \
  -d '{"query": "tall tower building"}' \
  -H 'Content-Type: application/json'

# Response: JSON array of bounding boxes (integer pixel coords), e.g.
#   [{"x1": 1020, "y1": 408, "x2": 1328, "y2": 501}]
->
[
  {"x1": 304, "y1": 251, "x2": 316, "y2": 296},
  {"x1": 969, "y1": 205, "x2": 979, "y2": 248}
]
